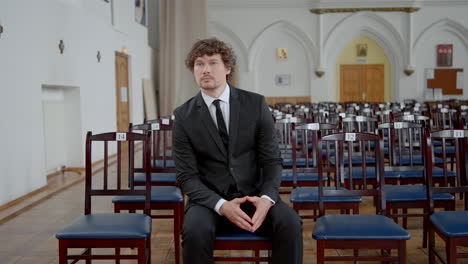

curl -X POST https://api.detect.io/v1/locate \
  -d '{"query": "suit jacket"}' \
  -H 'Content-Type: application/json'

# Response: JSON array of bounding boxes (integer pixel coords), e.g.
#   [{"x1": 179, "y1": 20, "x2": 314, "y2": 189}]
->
[{"x1": 173, "y1": 86, "x2": 282, "y2": 210}]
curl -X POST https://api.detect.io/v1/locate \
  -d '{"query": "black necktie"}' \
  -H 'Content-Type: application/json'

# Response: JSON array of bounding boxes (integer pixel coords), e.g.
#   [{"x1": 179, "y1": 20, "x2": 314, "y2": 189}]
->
[{"x1": 213, "y1": 99, "x2": 229, "y2": 150}]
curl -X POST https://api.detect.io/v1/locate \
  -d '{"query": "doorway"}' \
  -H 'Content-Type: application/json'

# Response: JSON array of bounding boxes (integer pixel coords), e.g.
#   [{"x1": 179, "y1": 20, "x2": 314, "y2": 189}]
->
[{"x1": 340, "y1": 64, "x2": 384, "y2": 102}]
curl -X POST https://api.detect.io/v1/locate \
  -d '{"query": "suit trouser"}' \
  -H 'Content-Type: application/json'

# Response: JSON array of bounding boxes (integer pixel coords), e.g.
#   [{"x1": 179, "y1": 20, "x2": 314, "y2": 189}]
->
[{"x1": 181, "y1": 200, "x2": 303, "y2": 264}]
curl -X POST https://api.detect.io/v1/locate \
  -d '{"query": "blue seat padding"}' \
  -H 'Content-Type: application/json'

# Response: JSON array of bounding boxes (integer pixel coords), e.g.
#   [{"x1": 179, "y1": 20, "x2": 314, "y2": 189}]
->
[
  {"x1": 399, "y1": 166, "x2": 456, "y2": 179},
  {"x1": 281, "y1": 171, "x2": 326, "y2": 182},
  {"x1": 134, "y1": 172, "x2": 176, "y2": 183},
  {"x1": 112, "y1": 186, "x2": 183, "y2": 203},
  {"x1": 343, "y1": 167, "x2": 400, "y2": 179},
  {"x1": 216, "y1": 228, "x2": 271, "y2": 241},
  {"x1": 385, "y1": 185, "x2": 454, "y2": 202},
  {"x1": 434, "y1": 146, "x2": 456, "y2": 154},
  {"x1": 329, "y1": 156, "x2": 376, "y2": 165},
  {"x1": 396, "y1": 155, "x2": 443, "y2": 165},
  {"x1": 152, "y1": 159, "x2": 175, "y2": 168},
  {"x1": 290, "y1": 187, "x2": 362, "y2": 203},
  {"x1": 430, "y1": 211, "x2": 468, "y2": 237},
  {"x1": 282, "y1": 158, "x2": 309, "y2": 167},
  {"x1": 56, "y1": 213, "x2": 152, "y2": 239},
  {"x1": 313, "y1": 214, "x2": 411, "y2": 240}
]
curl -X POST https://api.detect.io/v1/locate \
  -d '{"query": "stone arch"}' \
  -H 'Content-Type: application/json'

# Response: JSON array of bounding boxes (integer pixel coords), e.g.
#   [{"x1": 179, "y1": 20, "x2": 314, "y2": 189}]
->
[
  {"x1": 324, "y1": 12, "x2": 406, "y2": 100},
  {"x1": 249, "y1": 20, "x2": 317, "y2": 93}
]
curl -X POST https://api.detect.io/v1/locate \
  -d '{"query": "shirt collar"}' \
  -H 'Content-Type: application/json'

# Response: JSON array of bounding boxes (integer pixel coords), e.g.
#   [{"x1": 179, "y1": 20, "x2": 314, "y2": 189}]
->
[{"x1": 201, "y1": 84, "x2": 230, "y2": 107}]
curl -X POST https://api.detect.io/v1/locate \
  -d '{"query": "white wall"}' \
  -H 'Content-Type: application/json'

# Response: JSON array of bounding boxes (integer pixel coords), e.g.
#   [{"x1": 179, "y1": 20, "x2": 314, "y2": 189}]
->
[
  {"x1": 0, "y1": 0, "x2": 152, "y2": 205},
  {"x1": 207, "y1": 1, "x2": 468, "y2": 102}
]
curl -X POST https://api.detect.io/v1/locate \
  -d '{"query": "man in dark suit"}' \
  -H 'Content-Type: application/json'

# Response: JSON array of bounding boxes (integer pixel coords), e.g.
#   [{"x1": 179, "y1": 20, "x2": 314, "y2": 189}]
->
[{"x1": 173, "y1": 38, "x2": 303, "y2": 264}]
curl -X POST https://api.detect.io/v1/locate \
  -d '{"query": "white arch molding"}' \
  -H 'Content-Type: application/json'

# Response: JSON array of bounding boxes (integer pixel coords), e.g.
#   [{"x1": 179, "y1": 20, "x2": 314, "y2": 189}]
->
[
  {"x1": 249, "y1": 20, "x2": 318, "y2": 93},
  {"x1": 414, "y1": 18, "x2": 468, "y2": 53},
  {"x1": 324, "y1": 12, "x2": 406, "y2": 101}
]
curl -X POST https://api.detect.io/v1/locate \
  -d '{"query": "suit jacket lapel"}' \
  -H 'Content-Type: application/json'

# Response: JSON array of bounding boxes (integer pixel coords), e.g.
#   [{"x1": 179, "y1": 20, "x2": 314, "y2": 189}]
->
[
  {"x1": 196, "y1": 92, "x2": 228, "y2": 157},
  {"x1": 229, "y1": 87, "x2": 240, "y2": 154}
]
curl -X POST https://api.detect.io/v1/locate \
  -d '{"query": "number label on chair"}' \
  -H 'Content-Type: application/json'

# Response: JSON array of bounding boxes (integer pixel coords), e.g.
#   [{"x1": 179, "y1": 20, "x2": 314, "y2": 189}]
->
[
  {"x1": 454, "y1": 130, "x2": 465, "y2": 138},
  {"x1": 404, "y1": 115, "x2": 415, "y2": 121},
  {"x1": 162, "y1": 118, "x2": 170, "y2": 125},
  {"x1": 394, "y1": 122, "x2": 404, "y2": 129},
  {"x1": 151, "y1": 123, "x2": 160, "y2": 130},
  {"x1": 290, "y1": 117, "x2": 298, "y2": 123},
  {"x1": 310, "y1": 123, "x2": 320, "y2": 130},
  {"x1": 339, "y1": 113, "x2": 346, "y2": 118},
  {"x1": 404, "y1": 112, "x2": 410, "y2": 116},
  {"x1": 356, "y1": 116, "x2": 365, "y2": 122},
  {"x1": 441, "y1": 108, "x2": 449, "y2": 113},
  {"x1": 116, "y1": 133, "x2": 127, "y2": 141},
  {"x1": 345, "y1": 133, "x2": 356, "y2": 141}
]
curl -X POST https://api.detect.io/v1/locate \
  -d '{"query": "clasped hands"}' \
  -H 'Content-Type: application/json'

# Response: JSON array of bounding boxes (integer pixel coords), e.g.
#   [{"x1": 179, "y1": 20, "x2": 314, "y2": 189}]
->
[{"x1": 219, "y1": 196, "x2": 273, "y2": 232}]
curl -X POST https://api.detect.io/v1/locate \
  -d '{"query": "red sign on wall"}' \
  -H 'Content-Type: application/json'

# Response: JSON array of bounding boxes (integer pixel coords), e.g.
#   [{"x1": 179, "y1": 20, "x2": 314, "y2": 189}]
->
[{"x1": 437, "y1": 44, "x2": 453, "y2": 67}]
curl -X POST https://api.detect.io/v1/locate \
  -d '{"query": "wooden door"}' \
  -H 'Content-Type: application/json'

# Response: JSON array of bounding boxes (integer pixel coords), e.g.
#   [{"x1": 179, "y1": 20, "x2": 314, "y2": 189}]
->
[
  {"x1": 340, "y1": 64, "x2": 384, "y2": 102},
  {"x1": 115, "y1": 52, "x2": 130, "y2": 132},
  {"x1": 115, "y1": 52, "x2": 130, "y2": 185}
]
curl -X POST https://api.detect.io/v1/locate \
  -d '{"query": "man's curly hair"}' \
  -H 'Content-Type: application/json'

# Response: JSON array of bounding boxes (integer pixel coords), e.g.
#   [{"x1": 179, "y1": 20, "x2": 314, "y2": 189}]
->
[{"x1": 185, "y1": 38, "x2": 236, "y2": 83}]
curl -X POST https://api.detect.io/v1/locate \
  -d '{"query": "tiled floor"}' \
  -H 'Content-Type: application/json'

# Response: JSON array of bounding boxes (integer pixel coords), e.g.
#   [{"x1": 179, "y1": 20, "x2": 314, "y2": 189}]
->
[{"x1": 1, "y1": 171, "x2": 468, "y2": 263}]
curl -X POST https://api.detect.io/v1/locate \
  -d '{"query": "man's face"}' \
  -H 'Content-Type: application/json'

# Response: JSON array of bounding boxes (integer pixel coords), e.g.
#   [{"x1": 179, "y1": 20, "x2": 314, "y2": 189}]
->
[{"x1": 193, "y1": 54, "x2": 230, "y2": 91}]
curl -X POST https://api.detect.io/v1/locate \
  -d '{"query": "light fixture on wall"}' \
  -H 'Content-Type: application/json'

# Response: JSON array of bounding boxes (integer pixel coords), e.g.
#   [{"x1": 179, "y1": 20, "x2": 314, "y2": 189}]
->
[
  {"x1": 315, "y1": 67, "x2": 325, "y2": 78},
  {"x1": 404, "y1": 65, "x2": 415, "y2": 76},
  {"x1": 121, "y1": 46, "x2": 128, "y2": 53},
  {"x1": 0, "y1": 23, "x2": 4, "y2": 38},
  {"x1": 97, "y1": 51, "x2": 102, "y2": 62},
  {"x1": 58, "y1": 40, "x2": 65, "y2": 54}
]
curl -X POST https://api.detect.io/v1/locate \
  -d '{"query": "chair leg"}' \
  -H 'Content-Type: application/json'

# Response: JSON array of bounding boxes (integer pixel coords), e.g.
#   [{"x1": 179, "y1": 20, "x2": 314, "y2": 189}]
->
[
  {"x1": 116, "y1": 247, "x2": 120, "y2": 264},
  {"x1": 446, "y1": 238, "x2": 456, "y2": 264},
  {"x1": 316, "y1": 241, "x2": 324, "y2": 264},
  {"x1": 402, "y1": 208, "x2": 408, "y2": 228},
  {"x1": 398, "y1": 241, "x2": 407, "y2": 264},
  {"x1": 146, "y1": 237, "x2": 151, "y2": 264},
  {"x1": 86, "y1": 248, "x2": 91, "y2": 264},
  {"x1": 429, "y1": 226, "x2": 436, "y2": 264},
  {"x1": 174, "y1": 205, "x2": 182, "y2": 264},
  {"x1": 137, "y1": 240, "x2": 146, "y2": 264},
  {"x1": 422, "y1": 213, "x2": 428, "y2": 248},
  {"x1": 58, "y1": 240, "x2": 67, "y2": 264}
]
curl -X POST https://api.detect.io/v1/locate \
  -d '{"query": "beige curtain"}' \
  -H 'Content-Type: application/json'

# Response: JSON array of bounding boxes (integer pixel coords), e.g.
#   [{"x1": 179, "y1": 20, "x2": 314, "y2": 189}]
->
[{"x1": 158, "y1": 0, "x2": 208, "y2": 116}]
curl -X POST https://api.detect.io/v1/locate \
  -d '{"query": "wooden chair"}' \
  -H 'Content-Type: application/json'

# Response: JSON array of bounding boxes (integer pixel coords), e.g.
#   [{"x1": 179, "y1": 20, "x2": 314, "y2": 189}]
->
[
  {"x1": 312, "y1": 131, "x2": 411, "y2": 263},
  {"x1": 425, "y1": 129, "x2": 468, "y2": 264},
  {"x1": 130, "y1": 122, "x2": 176, "y2": 186},
  {"x1": 56, "y1": 131, "x2": 152, "y2": 264},
  {"x1": 378, "y1": 122, "x2": 455, "y2": 248},
  {"x1": 115, "y1": 122, "x2": 184, "y2": 264},
  {"x1": 290, "y1": 123, "x2": 362, "y2": 219},
  {"x1": 213, "y1": 228, "x2": 272, "y2": 263}
]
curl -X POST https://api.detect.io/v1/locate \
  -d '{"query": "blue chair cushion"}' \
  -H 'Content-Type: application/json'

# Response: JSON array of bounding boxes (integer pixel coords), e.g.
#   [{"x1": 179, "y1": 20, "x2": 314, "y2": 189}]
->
[
  {"x1": 430, "y1": 211, "x2": 468, "y2": 237},
  {"x1": 399, "y1": 166, "x2": 456, "y2": 179},
  {"x1": 290, "y1": 187, "x2": 362, "y2": 203},
  {"x1": 281, "y1": 171, "x2": 325, "y2": 182},
  {"x1": 56, "y1": 213, "x2": 152, "y2": 239},
  {"x1": 282, "y1": 158, "x2": 310, "y2": 167},
  {"x1": 343, "y1": 167, "x2": 400, "y2": 179},
  {"x1": 216, "y1": 228, "x2": 271, "y2": 241},
  {"x1": 434, "y1": 146, "x2": 456, "y2": 154},
  {"x1": 329, "y1": 156, "x2": 376, "y2": 165},
  {"x1": 384, "y1": 185, "x2": 455, "y2": 202},
  {"x1": 313, "y1": 214, "x2": 411, "y2": 240},
  {"x1": 112, "y1": 186, "x2": 183, "y2": 203},
  {"x1": 134, "y1": 172, "x2": 176, "y2": 183},
  {"x1": 152, "y1": 159, "x2": 175, "y2": 168},
  {"x1": 395, "y1": 155, "x2": 443, "y2": 165}
]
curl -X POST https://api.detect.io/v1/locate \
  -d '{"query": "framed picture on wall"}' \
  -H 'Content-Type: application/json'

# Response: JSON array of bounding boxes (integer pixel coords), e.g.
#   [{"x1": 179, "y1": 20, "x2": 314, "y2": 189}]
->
[
  {"x1": 357, "y1": 44, "x2": 367, "y2": 57},
  {"x1": 437, "y1": 44, "x2": 453, "y2": 67},
  {"x1": 275, "y1": 74, "x2": 291, "y2": 86}
]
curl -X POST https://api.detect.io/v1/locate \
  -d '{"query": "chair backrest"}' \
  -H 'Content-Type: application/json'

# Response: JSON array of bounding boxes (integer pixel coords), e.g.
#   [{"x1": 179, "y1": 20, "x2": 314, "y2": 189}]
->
[
  {"x1": 424, "y1": 128, "x2": 468, "y2": 212},
  {"x1": 316, "y1": 131, "x2": 386, "y2": 216},
  {"x1": 378, "y1": 121, "x2": 424, "y2": 168},
  {"x1": 147, "y1": 118, "x2": 174, "y2": 171},
  {"x1": 292, "y1": 123, "x2": 340, "y2": 186},
  {"x1": 84, "y1": 131, "x2": 151, "y2": 215}
]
